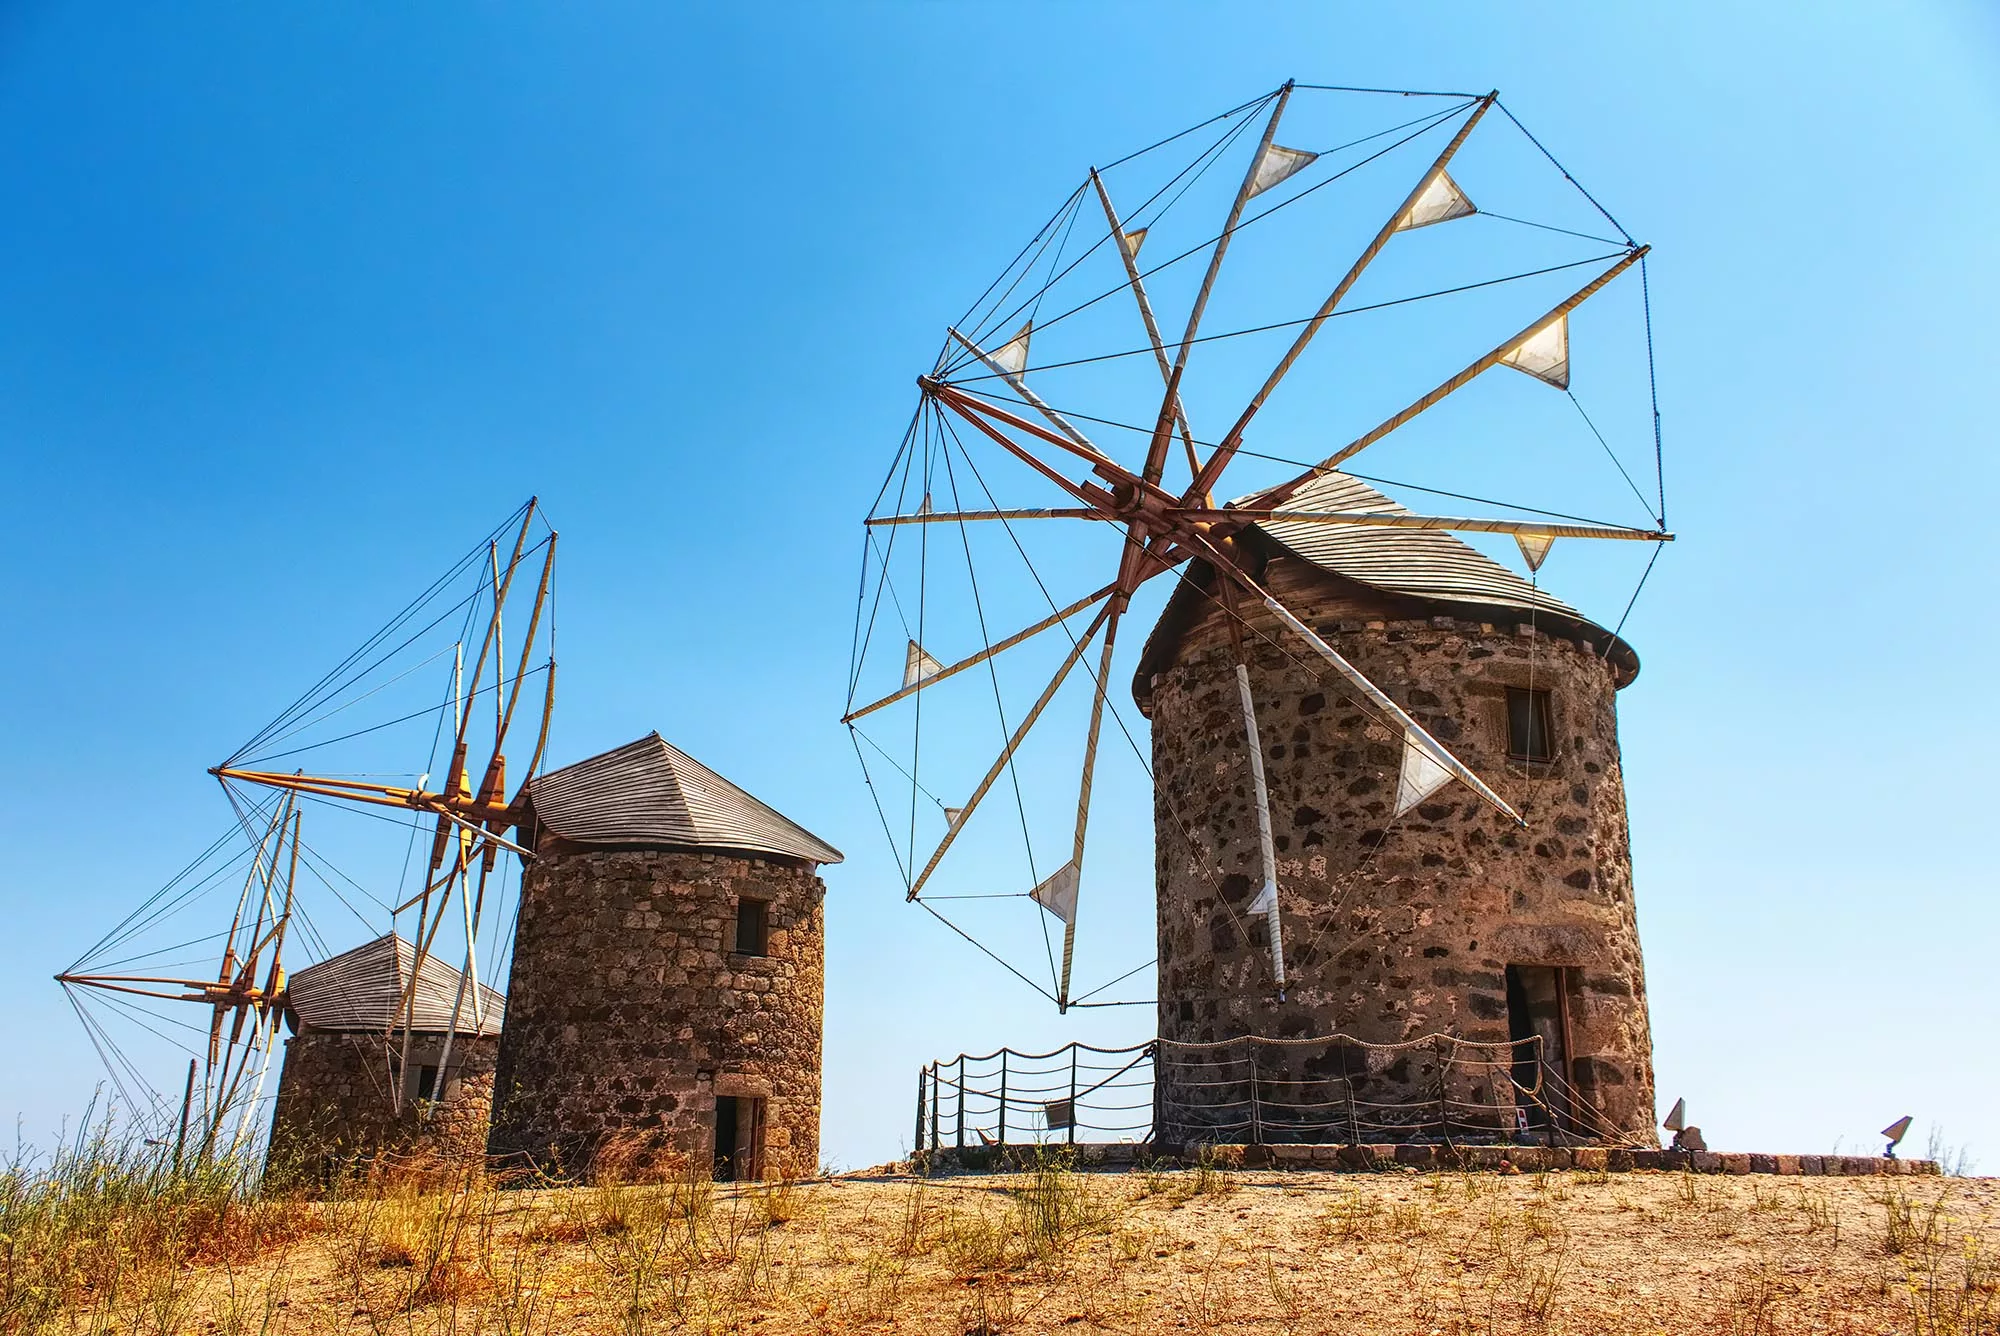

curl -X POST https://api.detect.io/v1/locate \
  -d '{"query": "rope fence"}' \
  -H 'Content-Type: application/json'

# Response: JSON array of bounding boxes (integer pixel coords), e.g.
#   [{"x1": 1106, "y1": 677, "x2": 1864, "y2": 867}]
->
[{"x1": 915, "y1": 1032, "x2": 1643, "y2": 1152}]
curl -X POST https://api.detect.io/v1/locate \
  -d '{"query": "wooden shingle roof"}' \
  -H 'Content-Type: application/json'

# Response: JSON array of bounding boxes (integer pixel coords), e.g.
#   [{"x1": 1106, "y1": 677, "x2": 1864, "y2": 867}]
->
[
  {"x1": 1257, "y1": 471, "x2": 1589, "y2": 622},
  {"x1": 523, "y1": 732, "x2": 843, "y2": 866},
  {"x1": 285, "y1": 933, "x2": 504, "y2": 1036}
]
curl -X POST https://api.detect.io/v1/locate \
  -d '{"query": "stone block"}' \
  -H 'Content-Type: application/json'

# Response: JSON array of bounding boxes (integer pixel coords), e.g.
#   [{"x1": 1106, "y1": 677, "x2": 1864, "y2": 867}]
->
[
  {"x1": 1772, "y1": 1155, "x2": 1800, "y2": 1175},
  {"x1": 1270, "y1": 1144, "x2": 1316, "y2": 1168},
  {"x1": 1604, "y1": 1149, "x2": 1635, "y2": 1173},
  {"x1": 1798, "y1": 1155, "x2": 1824, "y2": 1176},
  {"x1": 1394, "y1": 1143, "x2": 1436, "y2": 1168},
  {"x1": 1461, "y1": 1147, "x2": 1510, "y2": 1171},
  {"x1": 1720, "y1": 1154, "x2": 1752, "y2": 1175},
  {"x1": 1691, "y1": 1152, "x2": 1723, "y2": 1174},
  {"x1": 1572, "y1": 1148, "x2": 1607, "y2": 1172}
]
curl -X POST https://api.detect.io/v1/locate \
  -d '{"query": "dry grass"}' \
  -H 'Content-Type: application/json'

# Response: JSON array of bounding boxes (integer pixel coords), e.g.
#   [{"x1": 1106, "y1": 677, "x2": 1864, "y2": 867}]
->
[{"x1": 10, "y1": 1129, "x2": 1999, "y2": 1335}]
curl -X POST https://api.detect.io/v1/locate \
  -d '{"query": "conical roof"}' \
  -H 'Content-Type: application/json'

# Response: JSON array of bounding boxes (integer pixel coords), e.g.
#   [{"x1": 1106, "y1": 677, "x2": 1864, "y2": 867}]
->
[
  {"x1": 285, "y1": 933, "x2": 504, "y2": 1036},
  {"x1": 1135, "y1": 471, "x2": 1638, "y2": 702},
  {"x1": 523, "y1": 732, "x2": 843, "y2": 865}
]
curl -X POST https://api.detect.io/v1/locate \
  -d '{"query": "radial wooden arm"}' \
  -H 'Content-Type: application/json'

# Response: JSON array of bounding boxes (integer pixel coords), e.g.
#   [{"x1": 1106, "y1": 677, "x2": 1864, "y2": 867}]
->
[
  {"x1": 1187, "y1": 93, "x2": 1498, "y2": 506},
  {"x1": 1194, "y1": 508, "x2": 1673, "y2": 542},
  {"x1": 1244, "y1": 248, "x2": 1648, "y2": 513},
  {"x1": 212, "y1": 767, "x2": 532, "y2": 855},
  {"x1": 1089, "y1": 169, "x2": 1200, "y2": 485},
  {"x1": 1057, "y1": 596, "x2": 1124, "y2": 1010},
  {"x1": 843, "y1": 584, "x2": 1116, "y2": 724},
  {"x1": 867, "y1": 509, "x2": 1100, "y2": 527},
  {"x1": 945, "y1": 327, "x2": 1108, "y2": 459}
]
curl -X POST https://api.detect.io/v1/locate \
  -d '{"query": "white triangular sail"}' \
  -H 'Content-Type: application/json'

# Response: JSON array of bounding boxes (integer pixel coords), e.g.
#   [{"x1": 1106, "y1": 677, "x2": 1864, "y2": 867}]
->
[
  {"x1": 1515, "y1": 532, "x2": 1554, "y2": 572},
  {"x1": 992, "y1": 321, "x2": 1032, "y2": 375},
  {"x1": 916, "y1": 492, "x2": 933, "y2": 515},
  {"x1": 1499, "y1": 315, "x2": 1570, "y2": 390},
  {"x1": 944, "y1": 806, "x2": 965, "y2": 827},
  {"x1": 1663, "y1": 1097, "x2": 1687, "y2": 1133},
  {"x1": 1119, "y1": 227, "x2": 1147, "y2": 258},
  {"x1": 1395, "y1": 169, "x2": 1477, "y2": 232},
  {"x1": 1247, "y1": 143, "x2": 1317, "y2": 199},
  {"x1": 1394, "y1": 729, "x2": 1456, "y2": 816},
  {"x1": 1029, "y1": 861, "x2": 1079, "y2": 924},
  {"x1": 903, "y1": 640, "x2": 944, "y2": 689}
]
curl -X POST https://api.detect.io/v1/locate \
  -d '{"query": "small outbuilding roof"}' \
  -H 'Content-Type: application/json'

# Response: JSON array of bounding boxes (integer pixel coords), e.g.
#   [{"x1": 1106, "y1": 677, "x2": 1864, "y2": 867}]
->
[
  {"x1": 523, "y1": 732, "x2": 844, "y2": 866},
  {"x1": 285, "y1": 933, "x2": 504, "y2": 1036},
  {"x1": 1135, "y1": 471, "x2": 1639, "y2": 700}
]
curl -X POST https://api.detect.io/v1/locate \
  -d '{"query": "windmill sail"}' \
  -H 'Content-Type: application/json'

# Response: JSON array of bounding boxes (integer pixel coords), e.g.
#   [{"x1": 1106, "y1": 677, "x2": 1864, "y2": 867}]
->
[
  {"x1": 992, "y1": 321, "x2": 1032, "y2": 375},
  {"x1": 1394, "y1": 730, "x2": 1456, "y2": 816},
  {"x1": 1515, "y1": 532, "x2": 1555, "y2": 571},
  {"x1": 1499, "y1": 315, "x2": 1570, "y2": 390},
  {"x1": 1119, "y1": 227, "x2": 1147, "y2": 258},
  {"x1": 903, "y1": 640, "x2": 944, "y2": 688},
  {"x1": 1029, "y1": 861, "x2": 1079, "y2": 924},
  {"x1": 1247, "y1": 143, "x2": 1317, "y2": 199},
  {"x1": 1395, "y1": 170, "x2": 1477, "y2": 231}
]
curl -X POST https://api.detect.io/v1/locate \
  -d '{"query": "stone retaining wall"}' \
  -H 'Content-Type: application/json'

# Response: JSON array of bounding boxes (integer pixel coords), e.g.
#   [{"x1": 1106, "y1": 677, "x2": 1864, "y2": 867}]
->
[{"x1": 914, "y1": 1142, "x2": 1941, "y2": 1177}]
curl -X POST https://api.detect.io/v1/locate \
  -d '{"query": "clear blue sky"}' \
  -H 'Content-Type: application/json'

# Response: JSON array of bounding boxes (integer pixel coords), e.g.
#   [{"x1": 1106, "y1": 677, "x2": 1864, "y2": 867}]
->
[{"x1": 2, "y1": 3, "x2": 1995, "y2": 1171}]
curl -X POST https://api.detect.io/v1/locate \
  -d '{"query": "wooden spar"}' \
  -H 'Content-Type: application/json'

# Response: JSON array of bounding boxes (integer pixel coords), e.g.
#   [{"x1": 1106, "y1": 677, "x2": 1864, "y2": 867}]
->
[
  {"x1": 173, "y1": 1058, "x2": 195, "y2": 1171},
  {"x1": 945, "y1": 327, "x2": 1106, "y2": 457},
  {"x1": 843, "y1": 584, "x2": 1116, "y2": 724},
  {"x1": 868, "y1": 508, "x2": 1099, "y2": 527},
  {"x1": 928, "y1": 384, "x2": 1110, "y2": 510},
  {"x1": 1168, "y1": 83, "x2": 1293, "y2": 386},
  {"x1": 1248, "y1": 248, "x2": 1650, "y2": 511},
  {"x1": 907, "y1": 603, "x2": 1113, "y2": 901},
  {"x1": 209, "y1": 769, "x2": 533, "y2": 855},
  {"x1": 932, "y1": 385, "x2": 1180, "y2": 509},
  {"x1": 497, "y1": 533, "x2": 556, "y2": 749},
  {"x1": 1057, "y1": 599, "x2": 1123, "y2": 1010},
  {"x1": 1192, "y1": 509, "x2": 1673, "y2": 542},
  {"x1": 1187, "y1": 94, "x2": 1498, "y2": 505},
  {"x1": 450, "y1": 505, "x2": 536, "y2": 764},
  {"x1": 1088, "y1": 169, "x2": 1200, "y2": 484},
  {"x1": 928, "y1": 381, "x2": 1161, "y2": 502},
  {"x1": 490, "y1": 544, "x2": 506, "y2": 742}
]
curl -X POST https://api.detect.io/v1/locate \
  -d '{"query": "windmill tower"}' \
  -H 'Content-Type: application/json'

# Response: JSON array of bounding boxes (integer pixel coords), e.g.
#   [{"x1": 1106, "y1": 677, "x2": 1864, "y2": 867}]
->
[
  {"x1": 1134, "y1": 473, "x2": 1656, "y2": 1143},
  {"x1": 486, "y1": 733, "x2": 842, "y2": 1181},
  {"x1": 265, "y1": 934, "x2": 505, "y2": 1179}
]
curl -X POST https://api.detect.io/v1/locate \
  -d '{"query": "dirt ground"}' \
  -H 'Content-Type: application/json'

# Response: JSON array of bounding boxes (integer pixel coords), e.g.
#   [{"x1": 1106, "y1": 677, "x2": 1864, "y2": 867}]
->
[{"x1": 160, "y1": 1165, "x2": 1998, "y2": 1335}]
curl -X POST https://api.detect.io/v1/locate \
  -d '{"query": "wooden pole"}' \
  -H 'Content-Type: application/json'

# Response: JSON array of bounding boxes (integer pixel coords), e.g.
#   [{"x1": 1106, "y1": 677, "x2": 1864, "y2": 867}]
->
[
  {"x1": 906, "y1": 604, "x2": 1111, "y2": 900},
  {"x1": 843, "y1": 585, "x2": 1113, "y2": 724},
  {"x1": 1057, "y1": 603, "x2": 1124, "y2": 1009},
  {"x1": 1088, "y1": 168, "x2": 1200, "y2": 483},
  {"x1": 945, "y1": 326, "x2": 1107, "y2": 457},
  {"x1": 173, "y1": 1058, "x2": 196, "y2": 1173}
]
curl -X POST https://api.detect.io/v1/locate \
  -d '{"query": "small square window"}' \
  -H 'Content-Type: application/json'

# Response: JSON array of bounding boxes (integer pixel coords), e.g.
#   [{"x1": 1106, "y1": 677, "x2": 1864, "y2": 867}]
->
[
  {"x1": 1506, "y1": 687, "x2": 1554, "y2": 762},
  {"x1": 735, "y1": 898, "x2": 770, "y2": 957}
]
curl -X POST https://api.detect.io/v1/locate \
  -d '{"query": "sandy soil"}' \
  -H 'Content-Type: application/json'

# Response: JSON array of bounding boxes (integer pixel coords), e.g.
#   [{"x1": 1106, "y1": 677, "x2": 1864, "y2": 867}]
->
[{"x1": 158, "y1": 1166, "x2": 1999, "y2": 1335}]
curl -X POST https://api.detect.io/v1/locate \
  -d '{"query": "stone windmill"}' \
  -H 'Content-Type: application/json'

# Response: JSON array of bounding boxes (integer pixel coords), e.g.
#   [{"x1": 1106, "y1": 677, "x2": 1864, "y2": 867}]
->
[{"x1": 845, "y1": 81, "x2": 1671, "y2": 1143}]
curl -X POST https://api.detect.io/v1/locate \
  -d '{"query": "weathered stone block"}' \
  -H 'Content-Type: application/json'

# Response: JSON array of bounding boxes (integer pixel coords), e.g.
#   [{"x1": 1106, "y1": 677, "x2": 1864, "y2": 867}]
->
[{"x1": 1799, "y1": 1155, "x2": 1825, "y2": 1176}]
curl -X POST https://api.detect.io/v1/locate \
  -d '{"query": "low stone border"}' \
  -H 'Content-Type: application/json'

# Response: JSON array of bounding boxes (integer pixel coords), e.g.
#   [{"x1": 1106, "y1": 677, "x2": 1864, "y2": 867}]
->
[{"x1": 914, "y1": 1143, "x2": 1940, "y2": 1177}]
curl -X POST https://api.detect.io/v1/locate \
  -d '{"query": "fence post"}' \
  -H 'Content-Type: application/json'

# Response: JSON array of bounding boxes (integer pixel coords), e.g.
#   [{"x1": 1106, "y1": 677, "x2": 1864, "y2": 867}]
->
[
  {"x1": 1249, "y1": 1048, "x2": 1263, "y2": 1147},
  {"x1": 1345, "y1": 1073, "x2": 1361, "y2": 1146},
  {"x1": 915, "y1": 1064, "x2": 929, "y2": 1153},
  {"x1": 956, "y1": 1055, "x2": 966, "y2": 1150},
  {"x1": 1435, "y1": 1037, "x2": 1453, "y2": 1150},
  {"x1": 930, "y1": 1064, "x2": 941, "y2": 1150},
  {"x1": 997, "y1": 1049, "x2": 1008, "y2": 1148},
  {"x1": 1067, "y1": 1046, "x2": 1078, "y2": 1147}
]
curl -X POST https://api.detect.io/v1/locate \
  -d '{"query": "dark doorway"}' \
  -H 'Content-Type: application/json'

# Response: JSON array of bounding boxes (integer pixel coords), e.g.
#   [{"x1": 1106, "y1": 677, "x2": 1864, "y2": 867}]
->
[
  {"x1": 713, "y1": 1096, "x2": 767, "y2": 1181},
  {"x1": 714, "y1": 1097, "x2": 740, "y2": 1180},
  {"x1": 1505, "y1": 964, "x2": 1574, "y2": 1135}
]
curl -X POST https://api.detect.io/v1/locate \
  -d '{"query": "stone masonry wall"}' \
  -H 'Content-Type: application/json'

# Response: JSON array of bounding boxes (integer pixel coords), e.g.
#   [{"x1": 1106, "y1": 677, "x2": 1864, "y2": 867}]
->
[
  {"x1": 265, "y1": 1031, "x2": 496, "y2": 1181},
  {"x1": 1147, "y1": 553, "x2": 1656, "y2": 1143},
  {"x1": 486, "y1": 848, "x2": 826, "y2": 1180}
]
